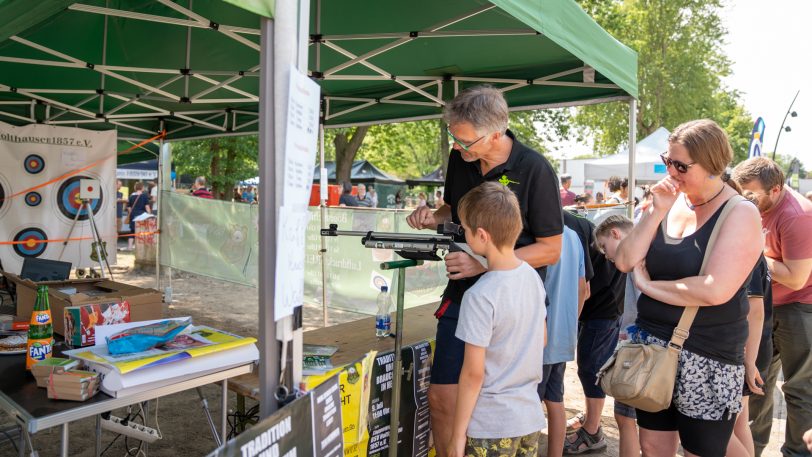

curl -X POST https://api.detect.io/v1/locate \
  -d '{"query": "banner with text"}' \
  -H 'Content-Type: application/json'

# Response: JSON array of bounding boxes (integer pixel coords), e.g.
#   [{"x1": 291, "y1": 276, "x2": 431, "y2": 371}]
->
[{"x1": 0, "y1": 121, "x2": 117, "y2": 273}]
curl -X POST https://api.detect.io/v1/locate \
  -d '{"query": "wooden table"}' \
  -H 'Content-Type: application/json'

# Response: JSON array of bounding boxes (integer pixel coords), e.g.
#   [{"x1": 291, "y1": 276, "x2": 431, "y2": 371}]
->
[{"x1": 305, "y1": 303, "x2": 438, "y2": 366}]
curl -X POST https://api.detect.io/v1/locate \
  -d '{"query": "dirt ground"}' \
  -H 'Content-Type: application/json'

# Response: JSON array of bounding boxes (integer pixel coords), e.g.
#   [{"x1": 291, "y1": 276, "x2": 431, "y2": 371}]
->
[{"x1": 0, "y1": 251, "x2": 788, "y2": 456}]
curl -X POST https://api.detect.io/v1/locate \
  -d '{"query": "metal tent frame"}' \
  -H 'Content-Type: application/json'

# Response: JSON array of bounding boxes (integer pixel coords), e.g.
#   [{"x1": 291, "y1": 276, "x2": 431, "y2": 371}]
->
[{"x1": 0, "y1": 0, "x2": 639, "y2": 423}]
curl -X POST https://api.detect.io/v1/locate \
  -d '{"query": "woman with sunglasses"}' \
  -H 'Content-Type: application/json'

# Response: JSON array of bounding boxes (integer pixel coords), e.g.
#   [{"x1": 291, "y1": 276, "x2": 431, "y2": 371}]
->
[{"x1": 610, "y1": 119, "x2": 763, "y2": 457}]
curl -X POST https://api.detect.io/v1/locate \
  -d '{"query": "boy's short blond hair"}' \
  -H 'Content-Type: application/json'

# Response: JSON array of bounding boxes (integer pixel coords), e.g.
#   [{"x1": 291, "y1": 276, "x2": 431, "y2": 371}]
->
[
  {"x1": 595, "y1": 214, "x2": 633, "y2": 239},
  {"x1": 458, "y1": 182, "x2": 522, "y2": 250}
]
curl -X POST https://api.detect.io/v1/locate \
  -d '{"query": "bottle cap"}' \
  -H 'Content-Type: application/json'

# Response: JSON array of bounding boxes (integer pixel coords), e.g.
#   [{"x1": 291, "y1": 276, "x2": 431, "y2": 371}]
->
[{"x1": 381, "y1": 286, "x2": 388, "y2": 292}]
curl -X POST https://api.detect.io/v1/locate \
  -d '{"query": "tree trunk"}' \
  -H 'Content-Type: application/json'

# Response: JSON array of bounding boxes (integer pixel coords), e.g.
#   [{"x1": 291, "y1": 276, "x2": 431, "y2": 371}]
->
[
  {"x1": 221, "y1": 139, "x2": 238, "y2": 201},
  {"x1": 209, "y1": 139, "x2": 221, "y2": 197},
  {"x1": 334, "y1": 126, "x2": 369, "y2": 184}
]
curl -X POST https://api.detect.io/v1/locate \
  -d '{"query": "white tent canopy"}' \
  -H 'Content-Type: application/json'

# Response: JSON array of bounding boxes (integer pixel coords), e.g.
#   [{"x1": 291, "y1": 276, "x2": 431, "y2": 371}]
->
[{"x1": 583, "y1": 127, "x2": 670, "y2": 182}]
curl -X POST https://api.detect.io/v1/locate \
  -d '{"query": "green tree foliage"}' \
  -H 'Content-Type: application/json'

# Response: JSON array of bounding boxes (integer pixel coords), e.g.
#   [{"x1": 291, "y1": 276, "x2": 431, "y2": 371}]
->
[
  {"x1": 172, "y1": 135, "x2": 258, "y2": 200},
  {"x1": 575, "y1": 0, "x2": 753, "y2": 159},
  {"x1": 322, "y1": 111, "x2": 565, "y2": 180}
]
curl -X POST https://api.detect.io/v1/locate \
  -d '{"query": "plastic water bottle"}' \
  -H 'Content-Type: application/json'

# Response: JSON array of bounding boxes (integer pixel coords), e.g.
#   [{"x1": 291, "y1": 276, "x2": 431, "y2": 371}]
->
[{"x1": 375, "y1": 286, "x2": 392, "y2": 337}]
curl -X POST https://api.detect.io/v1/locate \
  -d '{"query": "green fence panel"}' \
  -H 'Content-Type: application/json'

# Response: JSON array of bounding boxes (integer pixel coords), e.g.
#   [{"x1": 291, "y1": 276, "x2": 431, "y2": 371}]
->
[{"x1": 160, "y1": 193, "x2": 446, "y2": 314}]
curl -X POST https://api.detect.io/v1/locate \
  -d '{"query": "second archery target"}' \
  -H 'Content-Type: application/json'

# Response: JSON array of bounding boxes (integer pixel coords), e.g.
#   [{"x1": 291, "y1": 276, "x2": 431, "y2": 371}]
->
[
  {"x1": 24, "y1": 154, "x2": 45, "y2": 174},
  {"x1": 12, "y1": 227, "x2": 48, "y2": 258},
  {"x1": 57, "y1": 176, "x2": 103, "y2": 221},
  {"x1": 25, "y1": 191, "x2": 42, "y2": 207}
]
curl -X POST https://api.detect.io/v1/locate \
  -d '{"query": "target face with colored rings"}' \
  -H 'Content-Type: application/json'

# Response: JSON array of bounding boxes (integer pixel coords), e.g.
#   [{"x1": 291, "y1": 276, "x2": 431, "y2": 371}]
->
[
  {"x1": 57, "y1": 176, "x2": 103, "y2": 221},
  {"x1": 24, "y1": 154, "x2": 45, "y2": 174},
  {"x1": 13, "y1": 228, "x2": 47, "y2": 258},
  {"x1": 25, "y1": 192, "x2": 42, "y2": 207}
]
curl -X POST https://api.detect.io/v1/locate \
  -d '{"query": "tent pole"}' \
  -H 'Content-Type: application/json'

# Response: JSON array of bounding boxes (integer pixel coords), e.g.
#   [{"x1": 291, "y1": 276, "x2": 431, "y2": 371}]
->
[
  {"x1": 319, "y1": 124, "x2": 328, "y2": 328},
  {"x1": 159, "y1": 139, "x2": 172, "y2": 304},
  {"x1": 258, "y1": 15, "x2": 280, "y2": 418},
  {"x1": 155, "y1": 123, "x2": 163, "y2": 292},
  {"x1": 628, "y1": 98, "x2": 637, "y2": 219},
  {"x1": 316, "y1": 0, "x2": 329, "y2": 328}
]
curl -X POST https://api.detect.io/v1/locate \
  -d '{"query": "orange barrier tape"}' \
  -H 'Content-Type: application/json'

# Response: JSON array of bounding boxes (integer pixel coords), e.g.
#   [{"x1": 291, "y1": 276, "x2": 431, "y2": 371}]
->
[
  {"x1": 0, "y1": 231, "x2": 161, "y2": 246},
  {"x1": 0, "y1": 130, "x2": 166, "y2": 203}
]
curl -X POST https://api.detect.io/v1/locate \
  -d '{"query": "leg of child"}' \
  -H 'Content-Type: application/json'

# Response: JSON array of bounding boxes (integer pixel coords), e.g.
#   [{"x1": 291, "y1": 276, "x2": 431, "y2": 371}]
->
[
  {"x1": 614, "y1": 402, "x2": 640, "y2": 457},
  {"x1": 726, "y1": 397, "x2": 755, "y2": 457},
  {"x1": 544, "y1": 400, "x2": 566, "y2": 457}
]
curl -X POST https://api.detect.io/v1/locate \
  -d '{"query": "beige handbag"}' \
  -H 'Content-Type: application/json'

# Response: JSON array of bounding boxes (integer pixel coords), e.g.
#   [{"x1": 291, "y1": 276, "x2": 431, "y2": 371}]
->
[{"x1": 597, "y1": 195, "x2": 745, "y2": 413}]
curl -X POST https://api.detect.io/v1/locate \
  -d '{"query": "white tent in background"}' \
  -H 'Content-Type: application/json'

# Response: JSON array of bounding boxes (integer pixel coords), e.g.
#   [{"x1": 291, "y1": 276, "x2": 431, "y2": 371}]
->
[{"x1": 583, "y1": 127, "x2": 670, "y2": 182}]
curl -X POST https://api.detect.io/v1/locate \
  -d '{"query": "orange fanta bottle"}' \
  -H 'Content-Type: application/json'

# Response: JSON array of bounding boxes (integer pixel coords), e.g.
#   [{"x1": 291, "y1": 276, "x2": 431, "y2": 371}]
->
[{"x1": 26, "y1": 285, "x2": 54, "y2": 370}]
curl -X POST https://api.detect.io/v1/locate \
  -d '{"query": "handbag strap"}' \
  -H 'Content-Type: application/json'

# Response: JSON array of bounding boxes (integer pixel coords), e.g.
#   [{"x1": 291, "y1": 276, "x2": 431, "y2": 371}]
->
[{"x1": 669, "y1": 194, "x2": 746, "y2": 349}]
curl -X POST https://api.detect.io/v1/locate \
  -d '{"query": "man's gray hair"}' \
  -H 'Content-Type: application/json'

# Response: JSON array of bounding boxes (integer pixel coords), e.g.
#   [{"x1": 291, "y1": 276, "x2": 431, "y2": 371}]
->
[
  {"x1": 443, "y1": 85, "x2": 509, "y2": 135},
  {"x1": 195, "y1": 176, "x2": 207, "y2": 187}
]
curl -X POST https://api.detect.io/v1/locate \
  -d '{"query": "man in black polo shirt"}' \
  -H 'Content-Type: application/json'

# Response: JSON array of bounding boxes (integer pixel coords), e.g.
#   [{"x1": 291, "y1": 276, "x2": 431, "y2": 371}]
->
[{"x1": 406, "y1": 85, "x2": 563, "y2": 456}]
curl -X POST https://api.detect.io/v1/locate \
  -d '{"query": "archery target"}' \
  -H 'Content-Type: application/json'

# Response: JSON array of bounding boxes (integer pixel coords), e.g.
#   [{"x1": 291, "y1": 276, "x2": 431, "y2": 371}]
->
[
  {"x1": 0, "y1": 174, "x2": 10, "y2": 219},
  {"x1": 13, "y1": 227, "x2": 48, "y2": 258},
  {"x1": 24, "y1": 154, "x2": 45, "y2": 174},
  {"x1": 56, "y1": 175, "x2": 103, "y2": 221},
  {"x1": 25, "y1": 191, "x2": 42, "y2": 207}
]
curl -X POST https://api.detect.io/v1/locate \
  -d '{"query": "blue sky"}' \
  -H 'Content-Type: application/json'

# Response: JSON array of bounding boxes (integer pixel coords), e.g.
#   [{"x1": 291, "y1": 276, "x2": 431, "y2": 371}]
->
[{"x1": 722, "y1": 0, "x2": 811, "y2": 167}]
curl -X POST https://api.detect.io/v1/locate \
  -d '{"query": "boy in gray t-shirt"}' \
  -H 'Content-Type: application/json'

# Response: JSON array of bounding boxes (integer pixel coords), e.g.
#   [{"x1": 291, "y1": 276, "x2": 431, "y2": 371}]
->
[{"x1": 448, "y1": 182, "x2": 547, "y2": 457}]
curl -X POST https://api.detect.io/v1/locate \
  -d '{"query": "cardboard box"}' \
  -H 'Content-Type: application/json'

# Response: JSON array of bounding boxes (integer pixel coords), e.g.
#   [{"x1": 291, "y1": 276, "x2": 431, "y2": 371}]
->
[
  {"x1": 2, "y1": 273, "x2": 162, "y2": 336},
  {"x1": 64, "y1": 301, "x2": 132, "y2": 348}
]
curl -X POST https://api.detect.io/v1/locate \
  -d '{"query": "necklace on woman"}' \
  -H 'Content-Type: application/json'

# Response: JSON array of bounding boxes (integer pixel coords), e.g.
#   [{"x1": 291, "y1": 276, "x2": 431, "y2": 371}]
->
[{"x1": 684, "y1": 185, "x2": 726, "y2": 210}]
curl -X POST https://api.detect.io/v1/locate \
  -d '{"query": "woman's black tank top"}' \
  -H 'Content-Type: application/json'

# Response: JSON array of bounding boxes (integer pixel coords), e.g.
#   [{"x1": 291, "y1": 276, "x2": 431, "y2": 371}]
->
[{"x1": 636, "y1": 201, "x2": 748, "y2": 365}]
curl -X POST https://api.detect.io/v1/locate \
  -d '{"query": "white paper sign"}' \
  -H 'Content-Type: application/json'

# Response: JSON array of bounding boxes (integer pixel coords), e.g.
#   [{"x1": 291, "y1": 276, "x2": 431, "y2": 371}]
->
[
  {"x1": 274, "y1": 206, "x2": 311, "y2": 320},
  {"x1": 62, "y1": 149, "x2": 87, "y2": 169},
  {"x1": 283, "y1": 65, "x2": 320, "y2": 209}
]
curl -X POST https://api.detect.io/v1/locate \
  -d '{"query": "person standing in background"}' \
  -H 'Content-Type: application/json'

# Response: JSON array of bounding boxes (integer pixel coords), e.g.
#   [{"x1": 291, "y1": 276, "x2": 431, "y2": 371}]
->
[
  {"x1": 560, "y1": 174, "x2": 576, "y2": 207},
  {"x1": 116, "y1": 180, "x2": 126, "y2": 234},
  {"x1": 368, "y1": 185, "x2": 379, "y2": 207},
  {"x1": 733, "y1": 157, "x2": 812, "y2": 457},
  {"x1": 605, "y1": 176, "x2": 628, "y2": 204},
  {"x1": 356, "y1": 183, "x2": 374, "y2": 207},
  {"x1": 125, "y1": 181, "x2": 151, "y2": 251},
  {"x1": 418, "y1": 192, "x2": 428, "y2": 207},
  {"x1": 436, "y1": 190, "x2": 445, "y2": 208},
  {"x1": 149, "y1": 180, "x2": 158, "y2": 214},
  {"x1": 338, "y1": 181, "x2": 359, "y2": 207},
  {"x1": 191, "y1": 176, "x2": 214, "y2": 199}
]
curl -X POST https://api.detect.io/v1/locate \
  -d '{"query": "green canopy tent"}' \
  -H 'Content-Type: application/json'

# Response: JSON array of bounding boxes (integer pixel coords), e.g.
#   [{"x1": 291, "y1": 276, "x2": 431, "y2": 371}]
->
[
  {"x1": 0, "y1": 0, "x2": 638, "y2": 425},
  {"x1": 0, "y1": 0, "x2": 635, "y2": 135}
]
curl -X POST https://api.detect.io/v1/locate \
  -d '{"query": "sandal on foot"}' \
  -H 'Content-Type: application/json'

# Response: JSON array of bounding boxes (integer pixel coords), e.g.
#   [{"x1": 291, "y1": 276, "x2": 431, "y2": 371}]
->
[
  {"x1": 563, "y1": 427, "x2": 606, "y2": 455},
  {"x1": 565, "y1": 412, "x2": 586, "y2": 432}
]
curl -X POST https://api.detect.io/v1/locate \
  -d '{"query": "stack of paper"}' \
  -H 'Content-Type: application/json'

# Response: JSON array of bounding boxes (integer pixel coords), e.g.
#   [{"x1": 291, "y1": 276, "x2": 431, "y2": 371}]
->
[
  {"x1": 46, "y1": 370, "x2": 100, "y2": 401},
  {"x1": 303, "y1": 344, "x2": 339, "y2": 375},
  {"x1": 64, "y1": 318, "x2": 259, "y2": 397},
  {"x1": 32, "y1": 358, "x2": 80, "y2": 387}
]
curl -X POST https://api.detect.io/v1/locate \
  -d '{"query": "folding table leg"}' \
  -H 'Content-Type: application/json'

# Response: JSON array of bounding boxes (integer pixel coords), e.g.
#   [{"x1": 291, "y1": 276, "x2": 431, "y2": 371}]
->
[
  {"x1": 17, "y1": 425, "x2": 24, "y2": 457},
  {"x1": 95, "y1": 415, "x2": 101, "y2": 457},
  {"x1": 60, "y1": 423, "x2": 69, "y2": 457},
  {"x1": 221, "y1": 380, "x2": 228, "y2": 444}
]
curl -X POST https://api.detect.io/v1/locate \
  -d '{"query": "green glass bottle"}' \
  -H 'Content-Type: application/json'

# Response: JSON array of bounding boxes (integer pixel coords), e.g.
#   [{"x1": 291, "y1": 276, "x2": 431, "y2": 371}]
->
[{"x1": 26, "y1": 285, "x2": 54, "y2": 370}]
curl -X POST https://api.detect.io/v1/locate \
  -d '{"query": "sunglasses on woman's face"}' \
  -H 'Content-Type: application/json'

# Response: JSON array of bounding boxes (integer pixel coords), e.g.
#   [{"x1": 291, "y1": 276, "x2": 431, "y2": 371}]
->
[{"x1": 660, "y1": 152, "x2": 696, "y2": 174}]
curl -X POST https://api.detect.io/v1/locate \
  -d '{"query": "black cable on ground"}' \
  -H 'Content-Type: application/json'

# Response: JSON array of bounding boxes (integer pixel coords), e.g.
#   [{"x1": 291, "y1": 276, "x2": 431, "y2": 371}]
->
[{"x1": 0, "y1": 428, "x2": 19, "y2": 453}]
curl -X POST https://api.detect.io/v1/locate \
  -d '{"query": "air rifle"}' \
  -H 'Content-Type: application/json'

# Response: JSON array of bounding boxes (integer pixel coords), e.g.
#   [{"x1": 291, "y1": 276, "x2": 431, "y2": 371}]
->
[{"x1": 321, "y1": 221, "x2": 473, "y2": 262}]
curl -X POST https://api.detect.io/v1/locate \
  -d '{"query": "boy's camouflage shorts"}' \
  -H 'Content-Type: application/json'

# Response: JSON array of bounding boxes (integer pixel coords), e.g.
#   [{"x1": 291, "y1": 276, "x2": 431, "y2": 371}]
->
[{"x1": 464, "y1": 431, "x2": 541, "y2": 457}]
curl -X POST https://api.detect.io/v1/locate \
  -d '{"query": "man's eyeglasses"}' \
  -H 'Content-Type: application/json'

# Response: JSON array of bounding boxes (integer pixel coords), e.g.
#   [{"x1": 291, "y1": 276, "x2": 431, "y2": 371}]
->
[
  {"x1": 446, "y1": 128, "x2": 485, "y2": 152},
  {"x1": 660, "y1": 152, "x2": 696, "y2": 174}
]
